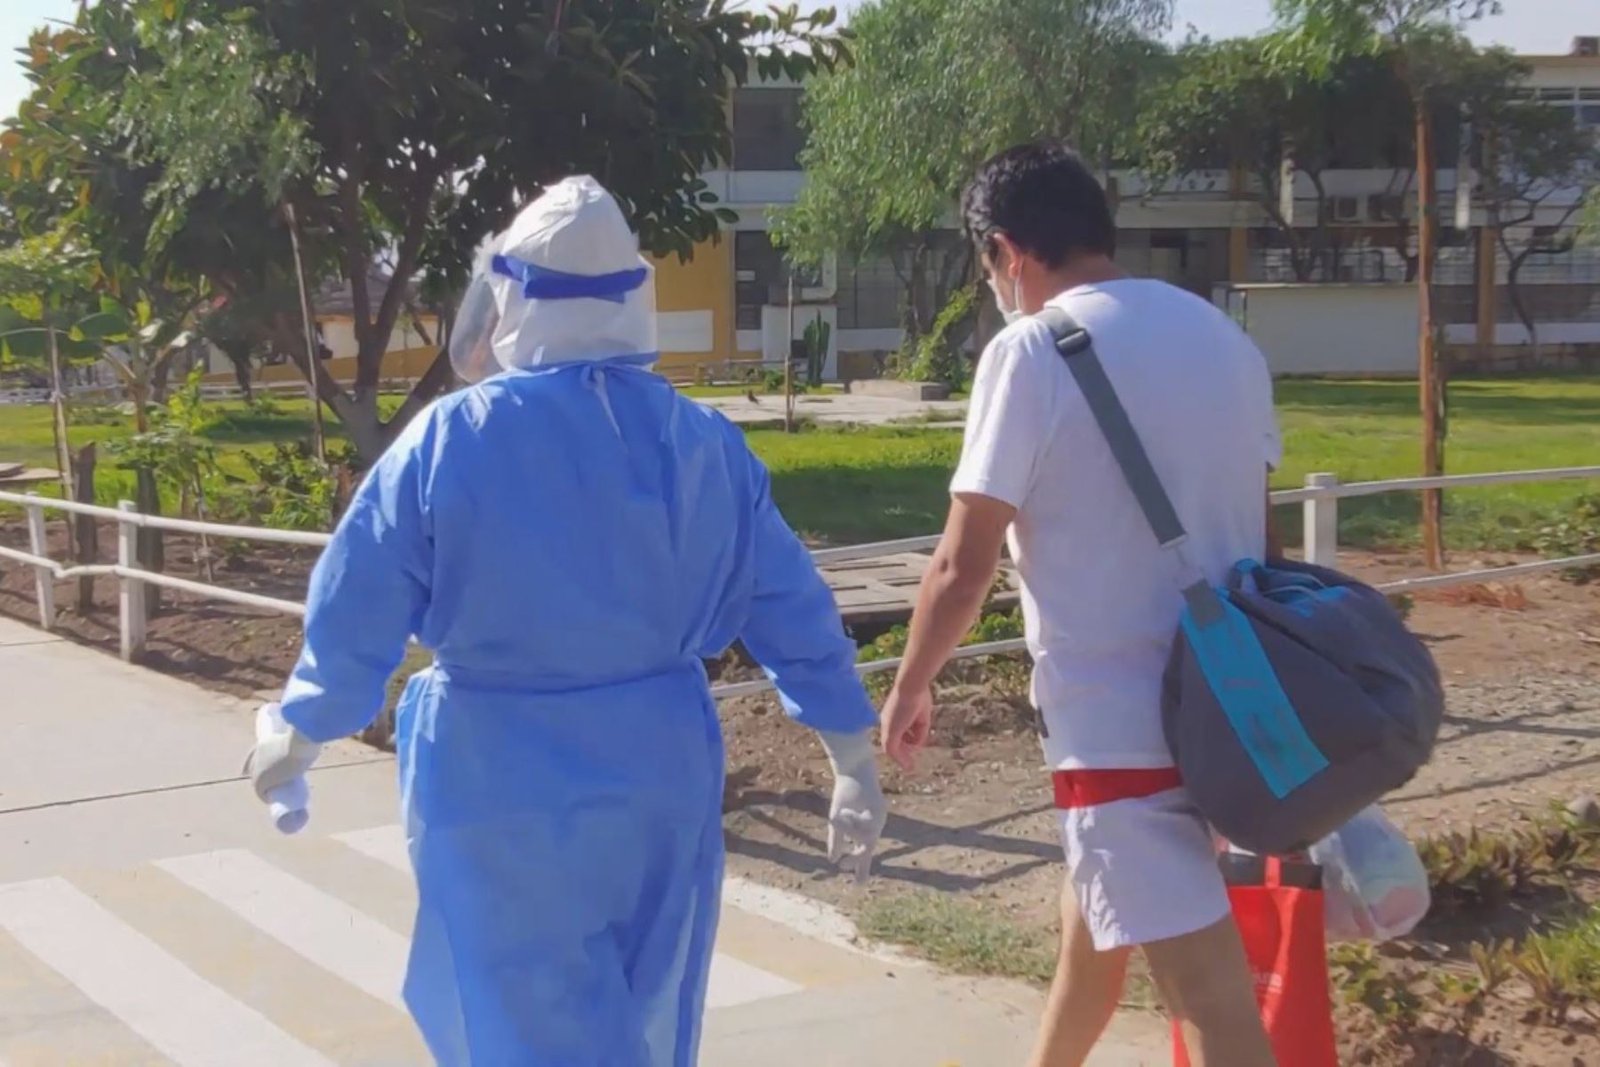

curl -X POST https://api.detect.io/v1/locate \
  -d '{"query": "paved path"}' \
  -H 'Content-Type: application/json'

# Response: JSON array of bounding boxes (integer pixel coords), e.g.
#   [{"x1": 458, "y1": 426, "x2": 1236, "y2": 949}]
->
[
  {"x1": 702, "y1": 392, "x2": 968, "y2": 428},
  {"x1": 0, "y1": 618, "x2": 1166, "y2": 1065},
  {"x1": 824, "y1": 552, "x2": 1019, "y2": 626}
]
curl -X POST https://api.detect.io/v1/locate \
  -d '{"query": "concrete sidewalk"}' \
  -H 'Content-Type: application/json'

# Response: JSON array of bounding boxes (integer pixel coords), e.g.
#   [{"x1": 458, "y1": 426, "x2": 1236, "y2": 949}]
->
[
  {"x1": 0, "y1": 617, "x2": 1167, "y2": 1065},
  {"x1": 701, "y1": 391, "x2": 968, "y2": 428}
]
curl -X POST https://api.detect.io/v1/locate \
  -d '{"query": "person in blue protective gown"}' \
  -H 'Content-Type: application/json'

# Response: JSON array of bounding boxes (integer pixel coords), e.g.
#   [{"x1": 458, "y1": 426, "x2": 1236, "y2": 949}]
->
[{"x1": 243, "y1": 175, "x2": 888, "y2": 1067}]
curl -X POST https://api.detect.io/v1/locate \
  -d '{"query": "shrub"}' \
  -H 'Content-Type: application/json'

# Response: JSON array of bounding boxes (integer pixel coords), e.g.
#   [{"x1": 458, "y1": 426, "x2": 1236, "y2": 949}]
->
[
  {"x1": 1532, "y1": 493, "x2": 1600, "y2": 583},
  {"x1": 897, "y1": 286, "x2": 976, "y2": 390},
  {"x1": 236, "y1": 441, "x2": 341, "y2": 532}
]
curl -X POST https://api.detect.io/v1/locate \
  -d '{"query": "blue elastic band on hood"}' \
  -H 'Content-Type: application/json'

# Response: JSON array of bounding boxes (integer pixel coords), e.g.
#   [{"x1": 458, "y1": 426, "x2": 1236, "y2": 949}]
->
[{"x1": 491, "y1": 254, "x2": 648, "y2": 304}]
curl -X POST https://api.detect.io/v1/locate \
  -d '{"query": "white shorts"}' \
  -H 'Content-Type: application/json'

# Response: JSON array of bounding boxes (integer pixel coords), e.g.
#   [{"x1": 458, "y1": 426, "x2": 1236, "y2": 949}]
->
[{"x1": 1057, "y1": 786, "x2": 1231, "y2": 951}]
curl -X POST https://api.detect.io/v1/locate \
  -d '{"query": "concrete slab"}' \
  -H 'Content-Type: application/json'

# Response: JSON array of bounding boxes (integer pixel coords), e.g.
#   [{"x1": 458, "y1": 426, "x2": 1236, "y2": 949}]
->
[
  {"x1": 0, "y1": 617, "x2": 61, "y2": 648},
  {"x1": 0, "y1": 626, "x2": 382, "y2": 818},
  {"x1": 702, "y1": 392, "x2": 968, "y2": 428},
  {"x1": 0, "y1": 617, "x2": 1171, "y2": 1064},
  {"x1": 847, "y1": 380, "x2": 953, "y2": 401},
  {"x1": 701, "y1": 971, "x2": 1169, "y2": 1066}
]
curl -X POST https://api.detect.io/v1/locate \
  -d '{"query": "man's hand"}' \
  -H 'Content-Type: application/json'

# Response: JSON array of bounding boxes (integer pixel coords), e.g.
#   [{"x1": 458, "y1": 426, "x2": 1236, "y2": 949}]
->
[{"x1": 880, "y1": 684, "x2": 934, "y2": 772}]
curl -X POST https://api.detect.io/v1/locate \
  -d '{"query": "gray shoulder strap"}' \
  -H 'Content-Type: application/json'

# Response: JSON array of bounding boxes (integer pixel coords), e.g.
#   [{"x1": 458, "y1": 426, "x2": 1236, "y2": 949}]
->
[{"x1": 1033, "y1": 306, "x2": 1187, "y2": 550}]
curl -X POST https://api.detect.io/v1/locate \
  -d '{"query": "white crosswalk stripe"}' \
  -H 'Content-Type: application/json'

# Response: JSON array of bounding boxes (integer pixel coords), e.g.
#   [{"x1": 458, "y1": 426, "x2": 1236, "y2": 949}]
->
[
  {"x1": 0, "y1": 878, "x2": 338, "y2": 1067},
  {"x1": 158, "y1": 850, "x2": 410, "y2": 1011},
  {"x1": 332, "y1": 824, "x2": 804, "y2": 1010},
  {"x1": 0, "y1": 826, "x2": 811, "y2": 1066}
]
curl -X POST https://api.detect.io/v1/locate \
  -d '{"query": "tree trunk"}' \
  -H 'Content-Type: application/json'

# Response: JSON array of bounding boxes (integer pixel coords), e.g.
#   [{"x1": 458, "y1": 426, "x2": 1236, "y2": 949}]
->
[
  {"x1": 1415, "y1": 100, "x2": 1445, "y2": 571},
  {"x1": 130, "y1": 377, "x2": 151, "y2": 434},
  {"x1": 225, "y1": 342, "x2": 254, "y2": 400},
  {"x1": 151, "y1": 355, "x2": 173, "y2": 404},
  {"x1": 340, "y1": 398, "x2": 388, "y2": 461},
  {"x1": 383, "y1": 348, "x2": 458, "y2": 449},
  {"x1": 1506, "y1": 253, "x2": 1538, "y2": 370},
  {"x1": 72, "y1": 444, "x2": 98, "y2": 612}
]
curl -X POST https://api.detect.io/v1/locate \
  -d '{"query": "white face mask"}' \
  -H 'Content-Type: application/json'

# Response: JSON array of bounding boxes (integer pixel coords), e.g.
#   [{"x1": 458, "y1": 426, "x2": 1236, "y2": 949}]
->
[{"x1": 989, "y1": 274, "x2": 1025, "y2": 326}]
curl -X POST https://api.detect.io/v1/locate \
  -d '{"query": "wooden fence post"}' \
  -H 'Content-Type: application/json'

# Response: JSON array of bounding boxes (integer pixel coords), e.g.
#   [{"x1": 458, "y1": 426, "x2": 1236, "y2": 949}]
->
[
  {"x1": 118, "y1": 501, "x2": 146, "y2": 661},
  {"x1": 72, "y1": 443, "x2": 98, "y2": 612},
  {"x1": 24, "y1": 493, "x2": 54, "y2": 631},
  {"x1": 134, "y1": 467, "x2": 163, "y2": 617}
]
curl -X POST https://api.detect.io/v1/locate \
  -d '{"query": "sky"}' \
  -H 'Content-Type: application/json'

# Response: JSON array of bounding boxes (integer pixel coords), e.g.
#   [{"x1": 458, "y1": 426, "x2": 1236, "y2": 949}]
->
[{"x1": 0, "y1": 0, "x2": 1589, "y2": 122}]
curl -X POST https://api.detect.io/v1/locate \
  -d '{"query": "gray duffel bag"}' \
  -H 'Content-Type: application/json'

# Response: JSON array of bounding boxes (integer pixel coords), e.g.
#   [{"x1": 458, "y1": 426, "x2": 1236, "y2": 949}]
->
[{"x1": 1038, "y1": 307, "x2": 1444, "y2": 856}]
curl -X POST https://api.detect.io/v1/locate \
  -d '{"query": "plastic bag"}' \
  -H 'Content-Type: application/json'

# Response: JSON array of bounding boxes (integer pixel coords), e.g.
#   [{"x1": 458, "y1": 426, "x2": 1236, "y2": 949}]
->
[{"x1": 1308, "y1": 805, "x2": 1430, "y2": 942}]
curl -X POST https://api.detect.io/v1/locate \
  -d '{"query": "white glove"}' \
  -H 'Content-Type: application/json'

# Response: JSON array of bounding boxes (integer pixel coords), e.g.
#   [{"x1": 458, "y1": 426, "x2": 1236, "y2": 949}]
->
[
  {"x1": 244, "y1": 703, "x2": 322, "y2": 834},
  {"x1": 818, "y1": 729, "x2": 888, "y2": 885}
]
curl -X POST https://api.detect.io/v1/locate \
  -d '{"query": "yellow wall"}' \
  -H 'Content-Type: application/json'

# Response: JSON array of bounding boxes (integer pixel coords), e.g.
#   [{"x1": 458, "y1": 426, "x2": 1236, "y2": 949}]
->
[
  {"x1": 652, "y1": 236, "x2": 735, "y2": 374},
  {"x1": 205, "y1": 245, "x2": 734, "y2": 386},
  {"x1": 316, "y1": 315, "x2": 439, "y2": 361}
]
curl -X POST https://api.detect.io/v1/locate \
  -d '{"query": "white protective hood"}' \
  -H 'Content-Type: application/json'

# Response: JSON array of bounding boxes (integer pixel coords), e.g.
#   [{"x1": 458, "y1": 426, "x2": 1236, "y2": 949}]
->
[{"x1": 449, "y1": 176, "x2": 658, "y2": 382}]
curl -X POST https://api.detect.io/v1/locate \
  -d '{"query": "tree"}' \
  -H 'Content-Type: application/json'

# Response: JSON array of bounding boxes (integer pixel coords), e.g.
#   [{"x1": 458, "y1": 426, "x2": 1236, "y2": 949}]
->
[
  {"x1": 1139, "y1": 36, "x2": 1413, "y2": 282},
  {"x1": 775, "y1": 0, "x2": 1172, "y2": 342},
  {"x1": 96, "y1": 0, "x2": 852, "y2": 461},
  {"x1": 2, "y1": 11, "x2": 228, "y2": 433},
  {"x1": 1273, "y1": 0, "x2": 1504, "y2": 570},
  {"x1": 0, "y1": 230, "x2": 123, "y2": 499},
  {"x1": 1460, "y1": 55, "x2": 1600, "y2": 360}
]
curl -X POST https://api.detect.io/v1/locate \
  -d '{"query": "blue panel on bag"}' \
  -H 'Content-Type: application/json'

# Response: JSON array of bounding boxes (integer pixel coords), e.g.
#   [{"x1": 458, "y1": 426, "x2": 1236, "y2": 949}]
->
[{"x1": 1181, "y1": 596, "x2": 1330, "y2": 798}]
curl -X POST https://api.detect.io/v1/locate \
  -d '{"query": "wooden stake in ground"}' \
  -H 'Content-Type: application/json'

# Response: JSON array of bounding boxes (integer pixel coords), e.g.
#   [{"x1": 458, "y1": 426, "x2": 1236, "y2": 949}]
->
[
  {"x1": 1416, "y1": 99, "x2": 1445, "y2": 571},
  {"x1": 284, "y1": 203, "x2": 327, "y2": 464},
  {"x1": 784, "y1": 273, "x2": 796, "y2": 434},
  {"x1": 72, "y1": 443, "x2": 97, "y2": 612},
  {"x1": 45, "y1": 326, "x2": 74, "y2": 505}
]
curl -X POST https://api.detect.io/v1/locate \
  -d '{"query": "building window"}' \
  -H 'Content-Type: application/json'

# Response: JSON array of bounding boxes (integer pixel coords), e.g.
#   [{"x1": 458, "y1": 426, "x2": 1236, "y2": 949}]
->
[
  {"x1": 836, "y1": 256, "x2": 904, "y2": 330},
  {"x1": 733, "y1": 88, "x2": 806, "y2": 171},
  {"x1": 1533, "y1": 86, "x2": 1600, "y2": 129},
  {"x1": 733, "y1": 231, "x2": 821, "y2": 329}
]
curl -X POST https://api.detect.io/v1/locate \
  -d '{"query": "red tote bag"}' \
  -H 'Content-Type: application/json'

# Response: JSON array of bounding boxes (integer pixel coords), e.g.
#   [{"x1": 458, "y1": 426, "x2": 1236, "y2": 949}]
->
[{"x1": 1173, "y1": 854, "x2": 1339, "y2": 1067}]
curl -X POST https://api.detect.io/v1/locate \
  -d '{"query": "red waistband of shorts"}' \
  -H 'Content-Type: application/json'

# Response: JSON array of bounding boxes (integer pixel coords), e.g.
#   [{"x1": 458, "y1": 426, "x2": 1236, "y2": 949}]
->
[{"x1": 1052, "y1": 767, "x2": 1183, "y2": 810}]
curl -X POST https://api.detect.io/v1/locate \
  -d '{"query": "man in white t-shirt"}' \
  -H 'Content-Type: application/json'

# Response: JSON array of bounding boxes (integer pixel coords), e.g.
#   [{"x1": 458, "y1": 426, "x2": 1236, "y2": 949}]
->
[{"x1": 880, "y1": 142, "x2": 1280, "y2": 1067}]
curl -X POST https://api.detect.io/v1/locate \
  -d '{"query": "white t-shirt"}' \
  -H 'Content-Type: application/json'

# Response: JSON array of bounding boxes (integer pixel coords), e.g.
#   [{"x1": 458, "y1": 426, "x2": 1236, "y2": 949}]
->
[{"x1": 952, "y1": 279, "x2": 1281, "y2": 771}]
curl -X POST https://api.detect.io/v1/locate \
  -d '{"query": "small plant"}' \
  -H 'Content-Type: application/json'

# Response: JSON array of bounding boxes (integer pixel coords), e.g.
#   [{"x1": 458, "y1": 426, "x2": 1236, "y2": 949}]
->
[
  {"x1": 1386, "y1": 593, "x2": 1414, "y2": 622},
  {"x1": 1330, "y1": 943, "x2": 1422, "y2": 1028},
  {"x1": 1511, "y1": 940, "x2": 1584, "y2": 1025},
  {"x1": 1532, "y1": 493, "x2": 1600, "y2": 583},
  {"x1": 218, "y1": 538, "x2": 252, "y2": 571},
  {"x1": 106, "y1": 369, "x2": 223, "y2": 576},
  {"x1": 66, "y1": 401, "x2": 125, "y2": 426},
  {"x1": 897, "y1": 286, "x2": 976, "y2": 390},
  {"x1": 1470, "y1": 939, "x2": 1516, "y2": 1000},
  {"x1": 238, "y1": 441, "x2": 340, "y2": 532},
  {"x1": 1517, "y1": 905, "x2": 1600, "y2": 1023},
  {"x1": 801, "y1": 313, "x2": 830, "y2": 387},
  {"x1": 245, "y1": 392, "x2": 283, "y2": 418},
  {"x1": 1417, "y1": 827, "x2": 1545, "y2": 913},
  {"x1": 968, "y1": 608, "x2": 1024, "y2": 645}
]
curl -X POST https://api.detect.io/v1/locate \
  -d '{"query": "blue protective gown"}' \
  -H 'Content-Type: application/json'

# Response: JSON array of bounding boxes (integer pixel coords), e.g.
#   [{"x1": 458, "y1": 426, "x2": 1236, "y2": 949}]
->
[{"x1": 278, "y1": 361, "x2": 876, "y2": 1066}]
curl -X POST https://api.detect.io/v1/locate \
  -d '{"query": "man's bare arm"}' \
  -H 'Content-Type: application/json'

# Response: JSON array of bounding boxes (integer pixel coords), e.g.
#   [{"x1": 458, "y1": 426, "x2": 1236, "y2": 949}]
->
[
  {"x1": 1265, "y1": 469, "x2": 1284, "y2": 560},
  {"x1": 892, "y1": 493, "x2": 1015, "y2": 695}
]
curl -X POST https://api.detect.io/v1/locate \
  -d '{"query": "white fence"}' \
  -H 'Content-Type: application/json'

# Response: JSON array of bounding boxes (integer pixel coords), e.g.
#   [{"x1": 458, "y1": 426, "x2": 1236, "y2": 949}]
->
[{"x1": 2, "y1": 466, "x2": 1598, "y2": 699}]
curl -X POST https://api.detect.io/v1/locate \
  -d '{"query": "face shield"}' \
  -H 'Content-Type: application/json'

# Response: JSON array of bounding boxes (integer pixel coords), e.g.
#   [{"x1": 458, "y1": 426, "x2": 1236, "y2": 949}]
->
[{"x1": 447, "y1": 176, "x2": 658, "y2": 384}]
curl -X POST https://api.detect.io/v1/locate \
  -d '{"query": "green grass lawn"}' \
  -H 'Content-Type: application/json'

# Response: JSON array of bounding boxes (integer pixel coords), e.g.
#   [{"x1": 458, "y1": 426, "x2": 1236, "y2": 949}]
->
[
  {"x1": 0, "y1": 377, "x2": 1594, "y2": 551},
  {"x1": 1271, "y1": 377, "x2": 1600, "y2": 551}
]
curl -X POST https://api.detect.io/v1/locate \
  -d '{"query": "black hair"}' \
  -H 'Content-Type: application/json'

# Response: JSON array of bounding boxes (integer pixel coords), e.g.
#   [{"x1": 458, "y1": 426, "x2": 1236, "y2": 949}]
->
[{"x1": 960, "y1": 141, "x2": 1116, "y2": 269}]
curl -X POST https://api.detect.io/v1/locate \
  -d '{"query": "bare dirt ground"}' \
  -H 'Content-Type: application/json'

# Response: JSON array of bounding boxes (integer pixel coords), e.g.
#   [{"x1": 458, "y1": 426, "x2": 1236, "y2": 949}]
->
[
  {"x1": 5, "y1": 524, "x2": 1599, "y2": 1062},
  {"x1": 4, "y1": 523, "x2": 1596, "y2": 896},
  {"x1": 719, "y1": 554, "x2": 1600, "y2": 915}
]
